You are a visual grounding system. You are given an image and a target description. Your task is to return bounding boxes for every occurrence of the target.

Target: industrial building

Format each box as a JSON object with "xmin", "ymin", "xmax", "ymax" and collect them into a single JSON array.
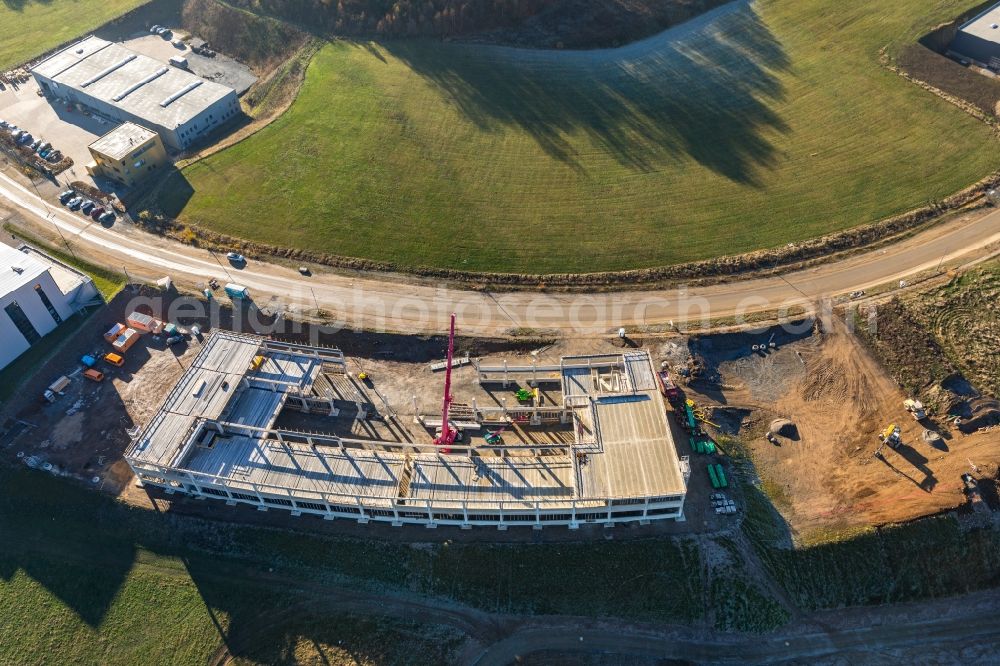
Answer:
[
  {"xmin": 30, "ymin": 36, "xmax": 240, "ymax": 151},
  {"xmin": 126, "ymin": 333, "xmax": 690, "ymax": 529},
  {"xmin": 87, "ymin": 122, "xmax": 168, "ymax": 187},
  {"xmin": 950, "ymin": 1, "xmax": 1000, "ymax": 66},
  {"xmin": 0, "ymin": 244, "xmax": 102, "ymax": 370}
]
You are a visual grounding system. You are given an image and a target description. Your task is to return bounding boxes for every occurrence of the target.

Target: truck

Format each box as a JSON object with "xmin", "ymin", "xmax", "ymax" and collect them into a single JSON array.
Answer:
[
  {"xmin": 658, "ymin": 368, "xmax": 681, "ymax": 402},
  {"xmin": 43, "ymin": 375, "xmax": 70, "ymax": 402},
  {"xmin": 903, "ymin": 399, "xmax": 926, "ymax": 421},
  {"xmin": 224, "ymin": 283, "xmax": 249, "ymax": 300}
]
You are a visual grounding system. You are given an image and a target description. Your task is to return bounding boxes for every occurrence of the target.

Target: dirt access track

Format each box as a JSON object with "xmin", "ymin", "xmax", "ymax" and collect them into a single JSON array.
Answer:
[
  {"xmin": 681, "ymin": 315, "xmax": 998, "ymax": 539},
  {"xmin": 2, "ymin": 167, "xmax": 1000, "ymax": 336}
]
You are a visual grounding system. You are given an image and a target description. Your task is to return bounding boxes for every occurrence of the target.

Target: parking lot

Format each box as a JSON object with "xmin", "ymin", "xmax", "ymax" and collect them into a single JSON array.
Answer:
[
  {"xmin": 0, "ymin": 77, "xmax": 109, "ymax": 189},
  {"xmin": 122, "ymin": 30, "xmax": 257, "ymax": 95}
]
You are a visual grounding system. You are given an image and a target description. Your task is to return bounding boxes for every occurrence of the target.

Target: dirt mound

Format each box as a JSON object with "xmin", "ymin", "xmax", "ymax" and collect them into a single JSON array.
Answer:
[
  {"xmin": 921, "ymin": 429, "xmax": 942, "ymax": 443},
  {"xmin": 769, "ymin": 419, "xmax": 798, "ymax": 440},
  {"xmin": 959, "ymin": 407, "xmax": 1000, "ymax": 434}
]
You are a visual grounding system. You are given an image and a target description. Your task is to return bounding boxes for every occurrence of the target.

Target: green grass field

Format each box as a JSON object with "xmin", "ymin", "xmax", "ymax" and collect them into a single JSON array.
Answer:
[
  {"xmin": 159, "ymin": 0, "xmax": 1000, "ymax": 274},
  {"xmin": 2, "ymin": 464, "xmax": 999, "ymax": 661},
  {"xmin": 0, "ymin": 0, "xmax": 150, "ymax": 70}
]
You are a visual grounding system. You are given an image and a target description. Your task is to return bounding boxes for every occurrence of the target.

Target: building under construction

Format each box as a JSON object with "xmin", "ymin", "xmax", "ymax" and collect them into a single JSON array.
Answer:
[{"xmin": 126, "ymin": 331, "xmax": 689, "ymax": 529}]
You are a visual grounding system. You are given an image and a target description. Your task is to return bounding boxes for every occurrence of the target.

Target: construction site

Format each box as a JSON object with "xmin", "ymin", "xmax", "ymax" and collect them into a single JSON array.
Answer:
[
  {"xmin": 124, "ymin": 318, "xmax": 691, "ymax": 529},
  {"xmin": 666, "ymin": 312, "xmax": 1000, "ymax": 541}
]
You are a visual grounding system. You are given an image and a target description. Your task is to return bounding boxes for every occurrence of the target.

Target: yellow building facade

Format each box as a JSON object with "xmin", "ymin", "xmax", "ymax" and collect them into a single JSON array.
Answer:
[{"xmin": 86, "ymin": 122, "xmax": 168, "ymax": 187}]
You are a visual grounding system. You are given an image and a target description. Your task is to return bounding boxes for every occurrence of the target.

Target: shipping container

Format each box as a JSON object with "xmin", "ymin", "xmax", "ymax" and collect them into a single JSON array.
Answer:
[
  {"xmin": 112, "ymin": 327, "xmax": 140, "ymax": 353},
  {"xmin": 127, "ymin": 311, "xmax": 163, "ymax": 334}
]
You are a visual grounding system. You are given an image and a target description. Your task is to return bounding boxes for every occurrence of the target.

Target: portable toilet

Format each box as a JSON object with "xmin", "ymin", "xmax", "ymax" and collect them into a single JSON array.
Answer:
[{"xmin": 224, "ymin": 283, "xmax": 249, "ymax": 299}]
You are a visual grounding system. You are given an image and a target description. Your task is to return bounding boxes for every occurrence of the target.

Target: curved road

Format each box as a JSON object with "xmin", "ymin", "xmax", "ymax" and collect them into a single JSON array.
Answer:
[{"xmin": 2, "ymin": 170, "xmax": 999, "ymax": 336}]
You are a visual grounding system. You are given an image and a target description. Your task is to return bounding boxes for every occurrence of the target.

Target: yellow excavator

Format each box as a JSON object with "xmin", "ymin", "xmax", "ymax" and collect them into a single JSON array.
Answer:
[{"xmin": 878, "ymin": 423, "xmax": 902, "ymax": 449}]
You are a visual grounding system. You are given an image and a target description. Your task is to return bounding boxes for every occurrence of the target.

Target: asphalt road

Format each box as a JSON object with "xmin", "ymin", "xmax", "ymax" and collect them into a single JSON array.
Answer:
[{"xmin": 2, "ymin": 169, "xmax": 999, "ymax": 336}]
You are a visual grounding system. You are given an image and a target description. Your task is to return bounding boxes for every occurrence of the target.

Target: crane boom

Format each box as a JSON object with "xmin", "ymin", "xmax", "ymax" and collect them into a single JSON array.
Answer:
[{"xmin": 435, "ymin": 313, "xmax": 457, "ymax": 448}]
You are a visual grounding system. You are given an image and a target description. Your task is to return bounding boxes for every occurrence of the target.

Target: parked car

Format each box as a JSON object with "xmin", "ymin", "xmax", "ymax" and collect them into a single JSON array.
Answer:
[
  {"xmin": 226, "ymin": 251, "xmax": 245, "ymax": 264},
  {"xmin": 37, "ymin": 141, "xmax": 51, "ymax": 153},
  {"xmin": 90, "ymin": 206, "xmax": 105, "ymax": 220},
  {"xmin": 104, "ymin": 352, "xmax": 124, "ymax": 367},
  {"xmin": 46, "ymin": 150, "xmax": 61, "ymax": 162},
  {"xmin": 58, "ymin": 190, "xmax": 75, "ymax": 203},
  {"xmin": 849, "ymin": 290, "xmax": 865, "ymax": 299},
  {"xmin": 150, "ymin": 24, "xmax": 161, "ymax": 33},
  {"xmin": 29, "ymin": 139, "xmax": 41, "ymax": 151},
  {"xmin": 166, "ymin": 334, "xmax": 185, "ymax": 346},
  {"xmin": 39, "ymin": 149, "xmax": 50, "ymax": 159},
  {"xmin": 83, "ymin": 368, "xmax": 104, "ymax": 382},
  {"xmin": 99, "ymin": 210, "xmax": 116, "ymax": 224},
  {"xmin": 298, "ymin": 266, "xmax": 311, "ymax": 276},
  {"xmin": 80, "ymin": 201, "xmax": 96, "ymax": 215},
  {"xmin": 67, "ymin": 197, "xmax": 82, "ymax": 210},
  {"xmin": 0, "ymin": 120, "xmax": 8, "ymax": 128},
  {"xmin": 17, "ymin": 132, "xmax": 32, "ymax": 145}
]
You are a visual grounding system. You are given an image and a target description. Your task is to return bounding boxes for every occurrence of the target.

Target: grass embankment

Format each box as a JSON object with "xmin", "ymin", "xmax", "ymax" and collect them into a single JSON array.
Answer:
[
  {"xmin": 161, "ymin": 0, "xmax": 1000, "ymax": 274},
  {"xmin": 0, "ymin": 0, "xmax": 150, "ymax": 70},
  {"xmin": 5, "ymin": 224, "xmax": 126, "ymax": 299},
  {"xmin": 0, "ymin": 467, "xmax": 465, "ymax": 665},
  {"xmin": 3, "ymin": 459, "xmax": 1000, "ymax": 661},
  {"xmin": 742, "ymin": 484, "xmax": 1000, "ymax": 610}
]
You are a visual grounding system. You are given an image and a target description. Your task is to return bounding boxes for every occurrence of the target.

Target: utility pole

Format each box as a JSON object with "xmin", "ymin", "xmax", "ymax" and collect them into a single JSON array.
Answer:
[
  {"xmin": 208, "ymin": 249, "xmax": 233, "ymax": 281},
  {"xmin": 28, "ymin": 175, "xmax": 78, "ymax": 260}
]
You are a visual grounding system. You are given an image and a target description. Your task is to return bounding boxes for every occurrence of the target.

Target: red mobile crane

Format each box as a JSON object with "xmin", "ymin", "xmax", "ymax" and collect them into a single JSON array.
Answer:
[{"xmin": 434, "ymin": 313, "xmax": 458, "ymax": 450}]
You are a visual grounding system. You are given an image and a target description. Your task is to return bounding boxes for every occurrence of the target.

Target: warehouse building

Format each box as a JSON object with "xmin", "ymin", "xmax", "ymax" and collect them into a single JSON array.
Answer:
[
  {"xmin": 127, "ymin": 334, "xmax": 690, "ymax": 529},
  {"xmin": 31, "ymin": 36, "xmax": 240, "ymax": 151},
  {"xmin": 950, "ymin": 1, "xmax": 1000, "ymax": 66},
  {"xmin": 0, "ymin": 245, "xmax": 102, "ymax": 370},
  {"xmin": 87, "ymin": 122, "xmax": 168, "ymax": 187}
]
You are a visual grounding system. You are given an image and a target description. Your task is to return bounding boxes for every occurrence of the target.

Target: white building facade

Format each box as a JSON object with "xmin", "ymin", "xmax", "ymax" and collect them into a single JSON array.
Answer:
[{"xmin": 0, "ymin": 245, "xmax": 101, "ymax": 370}]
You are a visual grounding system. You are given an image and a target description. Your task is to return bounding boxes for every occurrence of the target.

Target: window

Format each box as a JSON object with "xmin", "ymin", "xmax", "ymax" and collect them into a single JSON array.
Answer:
[
  {"xmin": 130, "ymin": 143, "xmax": 152, "ymax": 160},
  {"xmin": 263, "ymin": 497, "xmax": 293, "ymax": 506},
  {"xmin": 230, "ymin": 492, "xmax": 258, "ymax": 502},
  {"xmin": 5, "ymin": 301, "xmax": 40, "ymax": 344},
  {"xmin": 610, "ymin": 509, "xmax": 643, "ymax": 518},
  {"xmin": 296, "ymin": 501, "xmax": 326, "ymax": 512},
  {"xmin": 33, "ymin": 284, "xmax": 62, "ymax": 324},
  {"xmin": 200, "ymin": 487, "xmax": 227, "ymax": 497}
]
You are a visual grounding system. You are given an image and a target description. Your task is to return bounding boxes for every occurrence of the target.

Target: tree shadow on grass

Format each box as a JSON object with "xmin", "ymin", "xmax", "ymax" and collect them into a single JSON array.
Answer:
[{"xmin": 376, "ymin": 0, "xmax": 790, "ymax": 185}]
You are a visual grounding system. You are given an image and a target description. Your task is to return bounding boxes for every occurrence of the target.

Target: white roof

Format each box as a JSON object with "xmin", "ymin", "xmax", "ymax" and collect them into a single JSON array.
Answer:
[
  {"xmin": 90, "ymin": 122, "xmax": 158, "ymax": 160},
  {"xmin": 32, "ymin": 36, "xmax": 235, "ymax": 132},
  {"xmin": 0, "ymin": 245, "xmax": 48, "ymax": 296},
  {"xmin": 960, "ymin": 3, "xmax": 1000, "ymax": 42}
]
